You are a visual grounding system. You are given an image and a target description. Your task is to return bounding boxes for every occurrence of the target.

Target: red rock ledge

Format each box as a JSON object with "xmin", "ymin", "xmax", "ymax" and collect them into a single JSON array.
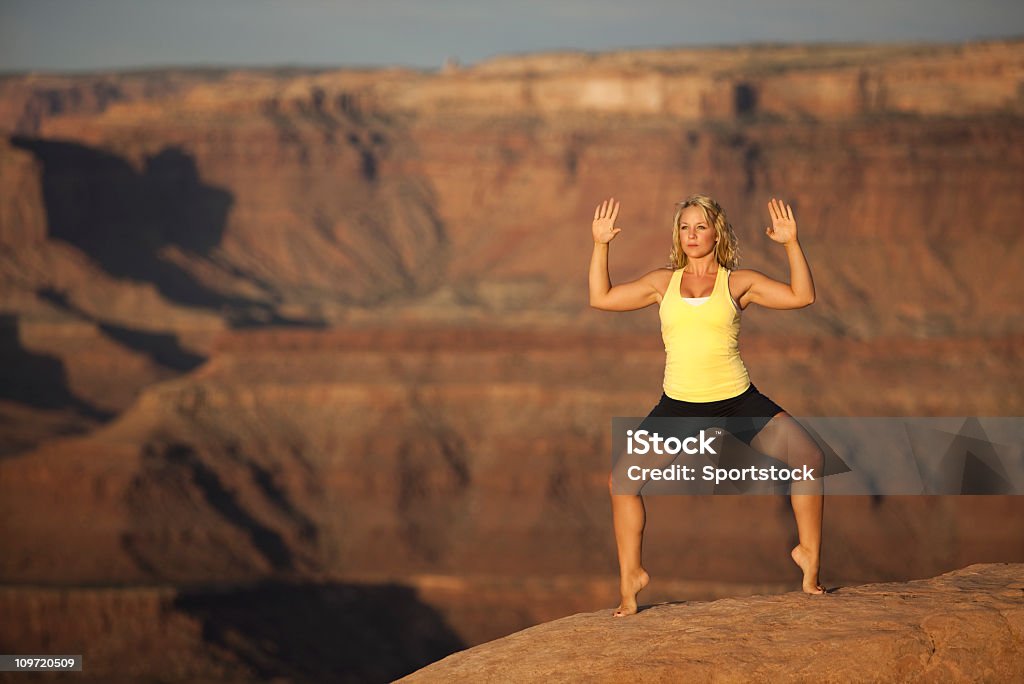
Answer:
[{"xmin": 399, "ymin": 563, "xmax": 1024, "ymax": 683}]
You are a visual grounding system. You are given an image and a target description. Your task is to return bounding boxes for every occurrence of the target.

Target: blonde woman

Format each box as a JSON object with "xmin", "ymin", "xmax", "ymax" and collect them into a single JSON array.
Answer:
[{"xmin": 589, "ymin": 195, "xmax": 825, "ymax": 617}]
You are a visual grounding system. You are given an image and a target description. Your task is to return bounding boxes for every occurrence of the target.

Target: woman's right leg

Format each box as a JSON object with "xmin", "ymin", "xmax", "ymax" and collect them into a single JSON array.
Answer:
[{"xmin": 608, "ymin": 473, "xmax": 650, "ymax": 616}]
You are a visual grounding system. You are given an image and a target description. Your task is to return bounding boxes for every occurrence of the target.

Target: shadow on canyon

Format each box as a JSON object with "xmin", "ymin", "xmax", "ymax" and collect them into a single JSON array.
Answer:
[
  {"xmin": 0, "ymin": 313, "xmax": 112, "ymax": 420},
  {"xmin": 173, "ymin": 580, "xmax": 465, "ymax": 683},
  {"xmin": 10, "ymin": 135, "xmax": 325, "ymax": 329},
  {"xmin": 36, "ymin": 287, "xmax": 206, "ymax": 372}
]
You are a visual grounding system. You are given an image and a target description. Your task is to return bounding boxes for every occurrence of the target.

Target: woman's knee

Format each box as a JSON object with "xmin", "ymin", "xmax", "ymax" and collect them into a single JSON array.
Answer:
[
  {"xmin": 609, "ymin": 469, "xmax": 644, "ymax": 496},
  {"xmin": 796, "ymin": 445, "xmax": 824, "ymax": 478}
]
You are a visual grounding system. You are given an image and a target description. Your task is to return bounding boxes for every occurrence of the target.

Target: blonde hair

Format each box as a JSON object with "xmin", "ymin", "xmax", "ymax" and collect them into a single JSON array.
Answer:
[{"xmin": 668, "ymin": 194, "xmax": 739, "ymax": 270}]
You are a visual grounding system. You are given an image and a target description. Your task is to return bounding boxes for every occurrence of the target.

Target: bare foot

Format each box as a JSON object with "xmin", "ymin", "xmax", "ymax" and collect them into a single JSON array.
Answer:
[
  {"xmin": 791, "ymin": 544, "xmax": 825, "ymax": 594},
  {"xmin": 613, "ymin": 568, "xmax": 650, "ymax": 617}
]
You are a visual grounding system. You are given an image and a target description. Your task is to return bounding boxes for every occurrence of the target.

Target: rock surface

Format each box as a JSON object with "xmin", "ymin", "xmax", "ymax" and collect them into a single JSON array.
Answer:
[{"xmin": 400, "ymin": 563, "xmax": 1024, "ymax": 683}]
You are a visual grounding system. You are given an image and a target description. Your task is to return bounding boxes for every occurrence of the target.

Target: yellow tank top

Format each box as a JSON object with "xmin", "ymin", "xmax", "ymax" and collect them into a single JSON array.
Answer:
[{"xmin": 659, "ymin": 266, "xmax": 751, "ymax": 402}]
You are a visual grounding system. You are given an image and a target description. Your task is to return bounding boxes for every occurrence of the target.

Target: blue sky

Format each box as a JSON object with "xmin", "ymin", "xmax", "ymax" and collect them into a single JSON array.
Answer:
[{"xmin": 2, "ymin": 0, "xmax": 1022, "ymax": 72}]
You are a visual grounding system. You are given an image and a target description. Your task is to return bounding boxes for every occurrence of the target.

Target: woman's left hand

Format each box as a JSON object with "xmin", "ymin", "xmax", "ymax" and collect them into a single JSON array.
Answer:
[{"xmin": 765, "ymin": 198, "xmax": 798, "ymax": 245}]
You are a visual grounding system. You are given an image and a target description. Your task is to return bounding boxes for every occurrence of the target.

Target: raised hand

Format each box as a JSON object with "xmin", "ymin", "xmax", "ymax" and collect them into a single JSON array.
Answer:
[
  {"xmin": 592, "ymin": 197, "xmax": 622, "ymax": 244},
  {"xmin": 765, "ymin": 198, "xmax": 798, "ymax": 245}
]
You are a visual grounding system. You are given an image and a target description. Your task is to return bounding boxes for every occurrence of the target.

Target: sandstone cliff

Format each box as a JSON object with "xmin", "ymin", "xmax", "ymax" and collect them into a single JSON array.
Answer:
[
  {"xmin": 1, "ymin": 42, "xmax": 1022, "ymax": 457},
  {"xmin": 2, "ymin": 41, "xmax": 1023, "ymax": 659},
  {"xmin": 3, "ymin": 41, "xmax": 1023, "ymax": 338},
  {"xmin": 2, "ymin": 326, "xmax": 1022, "ymax": 653}
]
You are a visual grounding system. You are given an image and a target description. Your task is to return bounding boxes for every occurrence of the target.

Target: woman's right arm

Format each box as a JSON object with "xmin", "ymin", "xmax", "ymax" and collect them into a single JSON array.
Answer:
[{"xmin": 589, "ymin": 198, "xmax": 665, "ymax": 311}]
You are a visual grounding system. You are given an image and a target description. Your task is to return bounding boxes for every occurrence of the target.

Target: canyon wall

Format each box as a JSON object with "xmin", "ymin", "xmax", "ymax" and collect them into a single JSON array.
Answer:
[{"xmin": 1, "ymin": 40, "xmax": 1023, "ymax": 662}]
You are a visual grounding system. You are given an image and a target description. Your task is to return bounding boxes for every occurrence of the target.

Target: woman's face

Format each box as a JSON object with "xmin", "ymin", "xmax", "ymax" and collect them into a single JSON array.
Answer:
[{"xmin": 677, "ymin": 205, "xmax": 717, "ymax": 259}]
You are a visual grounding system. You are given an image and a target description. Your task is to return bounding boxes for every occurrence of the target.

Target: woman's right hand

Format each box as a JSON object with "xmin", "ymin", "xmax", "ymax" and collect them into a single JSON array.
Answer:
[{"xmin": 592, "ymin": 197, "xmax": 622, "ymax": 244}]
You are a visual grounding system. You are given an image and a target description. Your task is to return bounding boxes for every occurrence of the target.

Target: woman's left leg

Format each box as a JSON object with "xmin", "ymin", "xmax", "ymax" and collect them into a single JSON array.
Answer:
[{"xmin": 749, "ymin": 411, "xmax": 826, "ymax": 594}]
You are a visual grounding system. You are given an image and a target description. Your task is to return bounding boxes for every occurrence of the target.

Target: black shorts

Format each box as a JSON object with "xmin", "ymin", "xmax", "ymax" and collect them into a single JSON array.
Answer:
[{"xmin": 640, "ymin": 383, "xmax": 785, "ymax": 446}]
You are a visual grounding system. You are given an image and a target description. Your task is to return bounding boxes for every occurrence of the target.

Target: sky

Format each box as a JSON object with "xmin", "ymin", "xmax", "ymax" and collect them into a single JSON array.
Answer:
[{"xmin": 2, "ymin": 0, "xmax": 1023, "ymax": 73}]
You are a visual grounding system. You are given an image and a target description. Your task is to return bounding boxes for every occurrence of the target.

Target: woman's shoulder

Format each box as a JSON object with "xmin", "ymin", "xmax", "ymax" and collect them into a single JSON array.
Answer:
[
  {"xmin": 641, "ymin": 267, "xmax": 675, "ymax": 303},
  {"xmin": 726, "ymin": 267, "xmax": 760, "ymax": 283},
  {"xmin": 645, "ymin": 266, "xmax": 675, "ymax": 285},
  {"xmin": 725, "ymin": 268, "xmax": 769, "ymax": 303}
]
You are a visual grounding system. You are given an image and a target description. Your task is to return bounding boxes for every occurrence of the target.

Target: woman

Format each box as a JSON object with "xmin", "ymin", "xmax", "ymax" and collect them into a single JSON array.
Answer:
[{"xmin": 589, "ymin": 194, "xmax": 826, "ymax": 617}]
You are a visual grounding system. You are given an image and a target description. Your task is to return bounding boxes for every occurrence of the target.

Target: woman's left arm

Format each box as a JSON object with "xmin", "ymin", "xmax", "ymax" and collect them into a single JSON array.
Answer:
[{"xmin": 737, "ymin": 198, "xmax": 815, "ymax": 310}]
